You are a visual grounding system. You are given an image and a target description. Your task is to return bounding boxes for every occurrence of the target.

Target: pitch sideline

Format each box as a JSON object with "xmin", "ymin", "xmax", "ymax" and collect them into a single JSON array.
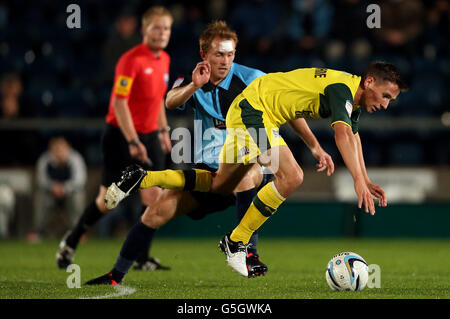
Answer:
[{"xmin": 81, "ymin": 285, "xmax": 136, "ymax": 299}]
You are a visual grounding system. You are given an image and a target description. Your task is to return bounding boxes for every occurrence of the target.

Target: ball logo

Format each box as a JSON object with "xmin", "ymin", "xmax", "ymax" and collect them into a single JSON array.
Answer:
[
  {"xmin": 120, "ymin": 79, "xmax": 128, "ymax": 86},
  {"xmin": 336, "ymin": 260, "xmax": 341, "ymax": 265}
]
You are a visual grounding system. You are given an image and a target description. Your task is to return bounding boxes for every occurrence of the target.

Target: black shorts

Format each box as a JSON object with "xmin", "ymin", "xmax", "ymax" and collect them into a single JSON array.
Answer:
[
  {"xmin": 100, "ymin": 124, "xmax": 165, "ymax": 187},
  {"xmin": 186, "ymin": 163, "xmax": 236, "ymax": 220}
]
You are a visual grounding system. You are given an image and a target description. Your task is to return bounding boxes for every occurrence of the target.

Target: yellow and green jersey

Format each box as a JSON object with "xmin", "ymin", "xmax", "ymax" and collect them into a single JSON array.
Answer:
[{"xmin": 241, "ymin": 67, "xmax": 362, "ymax": 133}]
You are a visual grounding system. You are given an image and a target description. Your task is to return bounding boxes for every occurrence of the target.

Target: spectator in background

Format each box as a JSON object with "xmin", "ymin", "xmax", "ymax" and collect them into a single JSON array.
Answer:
[
  {"xmin": 0, "ymin": 73, "xmax": 37, "ymax": 165},
  {"xmin": 229, "ymin": 0, "xmax": 282, "ymax": 71},
  {"xmin": 30, "ymin": 137, "xmax": 87, "ymax": 241},
  {"xmin": 168, "ymin": 3, "xmax": 206, "ymax": 75},
  {"xmin": 101, "ymin": 8, "xmax": 141, "ymax": 86},
  {"xmin": 206, "ymin": 0, "xmax": 228, "ymax": 21},
  {"xmin": 0, "ymin": 184, "xmax": 15, "ymax": 239},
  {"xmin": 0, "ymin": 73, "xmax": 23, "ymax": 119},
  {"xmin": 372, "ymin": 0, "xmax": 424, "ymax": 59},
  {"xmin": 284, "ymin": 0, "xmax": 333, "ymax": 57},
  {"xmin": 423, "ymin": 0, "xmax": 450, "ymax": 59},
  {"xmin": 327, "ymin": 0, "xmax": 372, "ymax": 68}
]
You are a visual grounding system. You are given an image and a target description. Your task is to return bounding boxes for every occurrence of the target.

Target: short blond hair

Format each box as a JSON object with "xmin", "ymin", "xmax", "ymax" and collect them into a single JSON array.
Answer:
[
  {"xmin": 141, "ymin": 6, "xmax": 173, "ymax": 28},
  {"xmin": 199, "ymin": 21, "xmax": 238, "ymax": 53}
]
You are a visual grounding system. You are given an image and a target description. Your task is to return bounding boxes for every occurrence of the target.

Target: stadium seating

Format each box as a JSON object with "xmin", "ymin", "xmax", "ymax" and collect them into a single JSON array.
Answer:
[{"xmin": 0, "ymin": 1, "xmax": 447, "ymax": 167}]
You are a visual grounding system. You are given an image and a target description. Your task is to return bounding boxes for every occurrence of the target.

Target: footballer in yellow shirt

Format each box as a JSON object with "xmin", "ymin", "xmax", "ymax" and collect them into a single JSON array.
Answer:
[
  {"xmin": 106, "ymin": 61, "xmax": 408, "ymax": 277},
  {"xmin": 220, "ymin": 67, "xmax": 364, "ymax": 165}
]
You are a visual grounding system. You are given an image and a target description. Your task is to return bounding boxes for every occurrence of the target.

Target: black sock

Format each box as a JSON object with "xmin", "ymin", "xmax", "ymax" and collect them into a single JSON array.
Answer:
[
  {"xmin": 236, "ymin": 188, "xmax": 259, "ymax": 255},
  {"xmin": 66, "ymin": 201, "xmax": 103, "ymax": 249},
  {"xmin": 135, "ymin": 205, "xmax": 153, "ymax": 263},
  {"xmin": 112, "ymin": 221, "xmax": 156, "ymax": 281}
]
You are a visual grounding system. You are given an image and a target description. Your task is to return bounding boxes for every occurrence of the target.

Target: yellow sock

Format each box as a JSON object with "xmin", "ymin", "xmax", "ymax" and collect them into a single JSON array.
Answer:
[
  {"xmin": 140, "ymin": 170, "xmax": 184, "ymax": 189},
  {"xmin": 139, "ymin": 169, "xmax": 212, "ymax": 192},
  {"xmin": 230, "ymin": 181, "xmax": 285, "ymax": 244}
]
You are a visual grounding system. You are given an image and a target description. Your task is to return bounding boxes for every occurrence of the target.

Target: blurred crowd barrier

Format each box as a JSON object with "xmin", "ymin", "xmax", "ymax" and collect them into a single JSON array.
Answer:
[{"xmin": 0, "ymin": 164, "xmax": 449, "ymax": 239}]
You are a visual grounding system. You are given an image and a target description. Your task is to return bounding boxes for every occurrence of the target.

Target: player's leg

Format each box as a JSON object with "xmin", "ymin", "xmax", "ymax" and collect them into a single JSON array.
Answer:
[
  {"xmin": 221, "ymin": 145, "xmax": 304, "ymax": 276},
  {"xmin": 133, "ymin": 129, "xmax": 173, "ymax": 269},
  {"xmin": 231, "ymin": 145, "xmax": 303, "ymax": 243},
  {"xmin": 32, "ymin": 188, "xmax": 54, "ymax": 240},
  {"xmin": 132, "ymin": 186, "xmax": 165, "ymax": 269},
  {"xmin": 85, "ymin": 189, "xmax": 199, "ymax": 285},
  {"xmin": 104, "ymin": 159, "xmax": 254, "ymax": 210},
  {"xmin": 64, "ymin": 190, "xmax": 86, "ymax": 231},
  {"xmin": 57, "ymin": 125, "xmax": 134, "ymax": 269},
  {"xmin": 56, "ymin": 185, "xmax": 108, "ymax": 269},
  {"xmin": 233, "ymin": 164, "xmax": 268, "ymax": 277}
]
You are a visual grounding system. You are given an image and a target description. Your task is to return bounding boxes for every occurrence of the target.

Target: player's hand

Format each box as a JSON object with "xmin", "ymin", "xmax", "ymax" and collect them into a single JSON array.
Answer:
[
  {"xmin": 158, "ymin": 130, "xmax": 172, "ymax": 154},
  {"xmin": 311, "ymin": 147, "xmax": 334, "ymax": 176},
  {"xmin": 129, "ymin": 141, "xmax": 149, "ymax": 165},
  {"xmin": 354, "ymin": 179, "xmax": 375, "ymax": 215},
  {"xmin": 192, "ymin": 61, "xmax": 211, "ymax": 88},
  {"xmin": 367, "ymin": 182, "xmax": 387, "ymax": 207}
]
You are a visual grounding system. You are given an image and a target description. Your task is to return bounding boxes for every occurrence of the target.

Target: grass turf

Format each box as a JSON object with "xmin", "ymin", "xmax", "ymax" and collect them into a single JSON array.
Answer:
[{"xmin": 1, "ymin": 238, "xmax": 450, "ymax": 299}]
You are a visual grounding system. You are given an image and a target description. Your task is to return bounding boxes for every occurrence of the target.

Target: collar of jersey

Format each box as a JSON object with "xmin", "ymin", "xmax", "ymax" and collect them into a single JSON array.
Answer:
[
  {"xmin": 140, "ymin": 43, "xmax": 160, "ymax": 59},
  {"xmin": 201, "ymin": 62, "xmax": 235, "ymax": 92}
]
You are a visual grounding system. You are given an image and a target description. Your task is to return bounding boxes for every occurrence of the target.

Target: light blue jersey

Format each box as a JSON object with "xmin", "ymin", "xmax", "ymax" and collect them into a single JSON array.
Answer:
[{"xmin": 175, "ymin": 62, "xmax": 265, "ymax": 169}]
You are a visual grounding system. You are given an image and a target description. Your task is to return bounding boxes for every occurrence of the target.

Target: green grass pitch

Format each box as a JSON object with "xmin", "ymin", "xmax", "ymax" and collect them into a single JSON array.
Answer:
[{"xmin": 1, "ymin": 238, "xmax": 450, "ymax": 299}]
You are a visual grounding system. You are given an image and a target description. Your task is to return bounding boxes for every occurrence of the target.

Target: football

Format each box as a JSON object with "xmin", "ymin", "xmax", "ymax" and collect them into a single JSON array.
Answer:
[{"xmin": 325, "ymin": 252, "xmax": 369, "ymax": 291}]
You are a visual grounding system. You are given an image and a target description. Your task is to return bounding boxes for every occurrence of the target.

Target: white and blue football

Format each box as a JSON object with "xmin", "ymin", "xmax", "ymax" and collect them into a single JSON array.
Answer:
[{"xmin": 325, "ymin": 252, "xmax": 369, "ymax": 291}]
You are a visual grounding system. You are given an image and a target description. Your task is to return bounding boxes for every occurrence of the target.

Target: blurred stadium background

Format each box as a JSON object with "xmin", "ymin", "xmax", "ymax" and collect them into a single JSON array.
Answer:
[{"xmin": 0, "ymin": 0, "xmax": 449, "ymax": 241}]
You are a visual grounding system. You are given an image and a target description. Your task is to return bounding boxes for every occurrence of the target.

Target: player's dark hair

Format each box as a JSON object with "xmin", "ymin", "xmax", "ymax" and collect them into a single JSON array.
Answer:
[
  {"xmin": 199, "ymin": 21, "xmax": 238, "ymax": 53},
  {"xmin": 362, "ymin": 61, "xmax": 408, "ymax": 91}
]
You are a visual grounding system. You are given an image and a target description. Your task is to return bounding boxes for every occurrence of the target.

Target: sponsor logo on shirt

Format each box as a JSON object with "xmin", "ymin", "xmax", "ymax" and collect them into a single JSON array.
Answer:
[{"xmin": 213, "ymin": 118, "xmax": 226, "ymax": 129}]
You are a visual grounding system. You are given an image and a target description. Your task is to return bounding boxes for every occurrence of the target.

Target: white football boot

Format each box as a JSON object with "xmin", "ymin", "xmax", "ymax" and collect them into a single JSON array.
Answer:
[
  {"xmin": 219, "ymin": 234, "xmax": 249, "ymax": 277},
  {"xmin": 105, "ymin": 164, "xmax": 147, "ymax": 210}
]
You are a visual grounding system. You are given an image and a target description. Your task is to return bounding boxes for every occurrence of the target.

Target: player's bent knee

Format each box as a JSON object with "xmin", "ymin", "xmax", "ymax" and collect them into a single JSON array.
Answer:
[
  {"xmin": 141, "ymin": 207, "xmax": 169, "ymax": 229},
  {"xmin": 141, "ymin": 207, "xmax": 162, "ymax": 229},
  {"xmin": 234, "ymin": 174, "xmax": 255, "ymax": 192},
  {"xmin": 140, "ymin": 187, "xmax": 163, "ymax": 207},
  {"xmin": 290, "ymin": 169, "xmax": 304, "ymax": 188},
  {"xmin": 274, "ymin": 168, "xmax": 303, "ymax": 195},
  {"xmin": 140, "ymin": 191, "xmax": 180, "ymax": 229}
]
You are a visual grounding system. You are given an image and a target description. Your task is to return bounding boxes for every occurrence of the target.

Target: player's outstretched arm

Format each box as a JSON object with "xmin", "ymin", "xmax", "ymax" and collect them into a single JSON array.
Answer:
[
  {"xmin": 333, "ymin": 122, "xmax": 375, "ymax": 215},
  {"xmin": 288, "ymin": 118, "xmax": 334, "ymax": 176},
  {"xmin": 354, "ymin": 133, "xmax": 387, "ymax": 207},
  {"xmin": 165, "ymin": 61, "xmax": 211, "ymax": 109}
]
